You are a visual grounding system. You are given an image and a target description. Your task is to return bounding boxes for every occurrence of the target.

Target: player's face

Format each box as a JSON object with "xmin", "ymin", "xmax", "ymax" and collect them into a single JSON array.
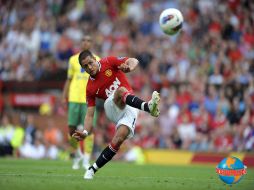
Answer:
[
  {"xmin": 81, "ymin": 36, "xmax": 92, "ymax": 50},
  {"xmin": 80, "ymin": 56, "xmax": 98, "ymax": 76}
]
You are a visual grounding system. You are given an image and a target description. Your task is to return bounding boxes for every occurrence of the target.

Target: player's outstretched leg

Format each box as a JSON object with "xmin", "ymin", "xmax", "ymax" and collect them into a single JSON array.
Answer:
[{"xmin": 119, "ymin": 87, "xmax": 160, "ymax": 117}]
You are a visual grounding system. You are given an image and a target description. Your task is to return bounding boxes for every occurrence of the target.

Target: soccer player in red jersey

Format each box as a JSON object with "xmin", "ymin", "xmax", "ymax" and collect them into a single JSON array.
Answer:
[{"xmin": 72, "ymin": 50, "xmax": 160, "ymax": 179}]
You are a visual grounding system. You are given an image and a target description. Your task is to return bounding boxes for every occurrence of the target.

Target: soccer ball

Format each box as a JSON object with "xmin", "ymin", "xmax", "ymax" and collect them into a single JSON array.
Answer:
[{"xmin": 159, "ymin": 8, "xmax": 184, "ymax": 35}]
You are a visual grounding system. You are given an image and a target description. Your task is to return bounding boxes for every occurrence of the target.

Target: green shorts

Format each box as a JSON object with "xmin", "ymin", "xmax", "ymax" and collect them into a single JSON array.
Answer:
[{"xmin": 68, "ymin": 102, "xmax": 97, "ymax": 128}]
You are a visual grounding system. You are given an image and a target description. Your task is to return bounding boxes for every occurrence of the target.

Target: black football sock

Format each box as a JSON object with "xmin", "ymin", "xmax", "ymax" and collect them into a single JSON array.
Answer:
[
  {"xmin": 91, "ymin": 144, "xmax": 118, "ymax": 173},
  {"xmin": 125, "ymin": 94, "xmax": 150, "ymax": 112}
]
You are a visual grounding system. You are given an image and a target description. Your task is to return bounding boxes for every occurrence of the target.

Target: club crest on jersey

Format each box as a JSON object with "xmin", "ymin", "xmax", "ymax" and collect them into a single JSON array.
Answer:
[{"xmin": 105, "ymin": 69, "xmax": 112, "ymax": 77}]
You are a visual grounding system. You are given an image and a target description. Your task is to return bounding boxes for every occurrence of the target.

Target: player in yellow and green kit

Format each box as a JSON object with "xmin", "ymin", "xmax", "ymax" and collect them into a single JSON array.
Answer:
[{"xmin": 62, "ymin": 35, "xmax": 100, "ymax": 170}]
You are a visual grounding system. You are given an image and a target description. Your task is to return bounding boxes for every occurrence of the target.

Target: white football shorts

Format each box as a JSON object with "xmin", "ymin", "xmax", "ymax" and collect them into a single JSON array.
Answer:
[{"xmin": 104, "ymin": 94, "xmax": 139, "ymax": 138}]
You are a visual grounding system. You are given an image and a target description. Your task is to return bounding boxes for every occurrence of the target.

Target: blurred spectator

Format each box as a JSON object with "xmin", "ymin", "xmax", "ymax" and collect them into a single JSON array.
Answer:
[
  {"xmin": 19, "ymin": 133, "xmax": 46, "ymax": 159},
  {"xmin": 0, "ymin": 114, "xmax": 15, "ymax": 156},
  {"xmin": 177, "ymin": 111, "xmax": 196, "ymax": 149},
  {"xmin": 244, "ymin": 116, "xmax": 254, "ymax": 151},
  {"xmin": 204, "ymin": 85, "xmax": 219, "ymax": 116},
  {"xmin": 227, "ymin": 97, "xmax": 244, "ymax": 125},
  {"xmin": 24, "ymin": 114, "xmax": 37, "ymax": 145},
  {"xmin": 43, "ymin": 119, "xmax": 63, "ymax": 146},
  {"xmin": 0, "ymin": 81, "xmax": 3, "ymax": 113}
]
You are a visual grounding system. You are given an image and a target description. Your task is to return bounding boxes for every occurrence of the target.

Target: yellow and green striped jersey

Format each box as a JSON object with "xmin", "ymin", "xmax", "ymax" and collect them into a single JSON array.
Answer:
[{"xmin": 67, "ymin": 53, "xmax": 100, "ymax": 103}]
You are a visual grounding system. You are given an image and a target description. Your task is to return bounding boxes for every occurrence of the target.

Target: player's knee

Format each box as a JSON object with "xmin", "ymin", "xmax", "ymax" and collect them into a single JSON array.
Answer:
[
  {"xmin": 115, "ymin": 87, "xmax": 127, "ymax": 97},
  {"xmin": 114, "ymin": 87, "xmax": 128, "ymax": 109}
]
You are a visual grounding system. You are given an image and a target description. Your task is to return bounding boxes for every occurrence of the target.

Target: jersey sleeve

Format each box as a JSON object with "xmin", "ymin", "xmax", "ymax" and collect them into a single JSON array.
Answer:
[
  {"xmin": 67, "ymin": 57, "xmax": 74, "ymax": 79},
  {"xmin": 105, "ymin": 56, "xmax": 129, "ymax": 69}
]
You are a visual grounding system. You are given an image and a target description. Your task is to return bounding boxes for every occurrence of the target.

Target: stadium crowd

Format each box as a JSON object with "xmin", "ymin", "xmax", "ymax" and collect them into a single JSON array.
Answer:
[{"xmin": 1, "ymin": 0, "xmax": 254, "ymax": 159}]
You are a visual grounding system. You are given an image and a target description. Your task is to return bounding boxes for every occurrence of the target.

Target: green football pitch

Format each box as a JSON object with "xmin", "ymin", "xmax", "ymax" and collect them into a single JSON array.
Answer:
[{"xmin": 0, "ymin": 158, "xmax": 253, "ymax": 190}]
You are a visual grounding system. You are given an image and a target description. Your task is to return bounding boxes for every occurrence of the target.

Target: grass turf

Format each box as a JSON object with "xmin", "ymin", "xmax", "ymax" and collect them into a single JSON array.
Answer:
[{"xmin": 0, "ymin": 158, "xmax": 253, "ymax": 190}]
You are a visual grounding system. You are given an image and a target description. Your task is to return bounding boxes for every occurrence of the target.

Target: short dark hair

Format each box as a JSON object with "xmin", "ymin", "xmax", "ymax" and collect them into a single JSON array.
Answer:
[{"xmin": 78, "ymin": 50, "xmax": 93, "ymax": 66}]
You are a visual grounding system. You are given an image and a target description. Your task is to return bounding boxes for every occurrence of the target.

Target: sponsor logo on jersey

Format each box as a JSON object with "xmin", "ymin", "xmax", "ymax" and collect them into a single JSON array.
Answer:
[
  {"xmin": 105, "ymin": 77, "xmax": 121, "ymax": 97},
  {"xmin": 105, "ymin": 69, "xmax": 112, "ymax": 77}
]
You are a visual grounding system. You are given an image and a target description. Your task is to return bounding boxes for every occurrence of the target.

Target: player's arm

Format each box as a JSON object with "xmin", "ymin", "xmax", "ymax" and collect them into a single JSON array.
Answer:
[
  {"xmin": 72, "ymin": 106, "xmax": 95, "ymax": 141},
  {"xmin": 117, "ymin": 58, "xmax": 139, "ymax": 73},
  {"xmin": 62, "ymin": 79, "xmax": 71, "ymax": 103},
  {"xmin": 83, "ymin": 106, "xmax": 95, "ymax": 135}
]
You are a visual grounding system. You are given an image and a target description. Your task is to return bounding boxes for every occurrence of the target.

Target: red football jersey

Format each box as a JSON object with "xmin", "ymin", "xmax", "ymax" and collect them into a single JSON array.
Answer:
[{"xmin": 86, "ymin": 56, "xmax": 133, "ymax": 107}]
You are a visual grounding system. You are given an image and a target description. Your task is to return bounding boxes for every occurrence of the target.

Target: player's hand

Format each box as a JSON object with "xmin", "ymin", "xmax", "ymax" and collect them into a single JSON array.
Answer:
[
  {"xmin": 72, "ymin": 130, "xmax": 86, "ymax": 141},
  {"xmin": 118, "ymin": 63, "xmax": 131, "ymax": 73}
]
